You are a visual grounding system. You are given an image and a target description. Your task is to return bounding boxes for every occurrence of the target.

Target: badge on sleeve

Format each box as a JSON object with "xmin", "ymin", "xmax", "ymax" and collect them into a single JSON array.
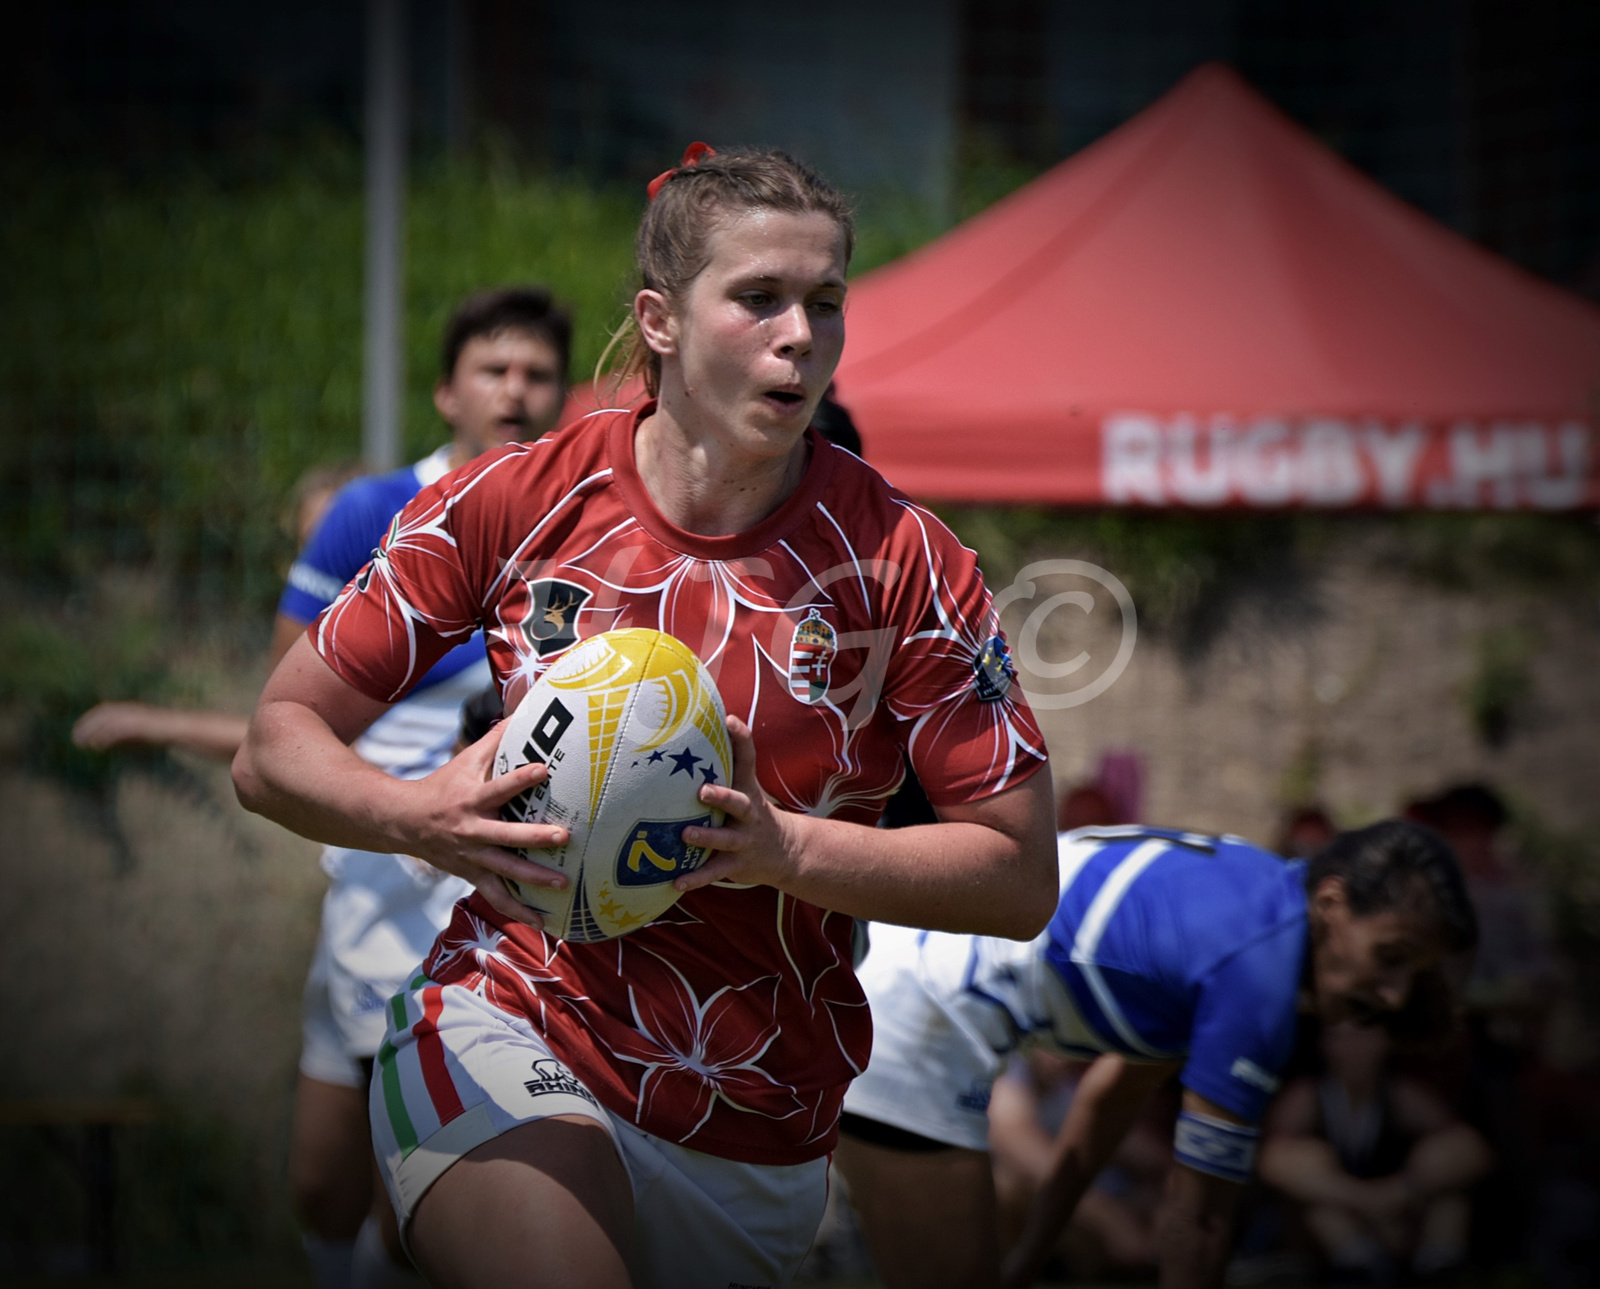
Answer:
[{"xmin": 972, "ymin": 634, "xmax": 1016, "ymax": 702}]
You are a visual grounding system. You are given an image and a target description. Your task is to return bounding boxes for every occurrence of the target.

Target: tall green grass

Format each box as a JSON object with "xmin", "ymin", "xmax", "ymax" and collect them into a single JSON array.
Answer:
[
  {"xmin": 0, "ymin": 149, "xmax": 951, "ymax": 619},
  {"xmin": 0, "ymin": 151, "xmax": 642, "ymax": 612}
]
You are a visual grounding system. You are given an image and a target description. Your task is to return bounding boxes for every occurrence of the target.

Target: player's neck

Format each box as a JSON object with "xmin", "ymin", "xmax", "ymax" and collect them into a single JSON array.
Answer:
[{"xmin": 633, "ymin": 399, "xmax": 808, "ymax": 538}]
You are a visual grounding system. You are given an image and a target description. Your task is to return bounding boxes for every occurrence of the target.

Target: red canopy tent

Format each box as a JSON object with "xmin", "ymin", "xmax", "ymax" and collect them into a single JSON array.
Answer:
[{"xmin": 832, "ymin": 64, "xmax": 1600, "ymax": 510}]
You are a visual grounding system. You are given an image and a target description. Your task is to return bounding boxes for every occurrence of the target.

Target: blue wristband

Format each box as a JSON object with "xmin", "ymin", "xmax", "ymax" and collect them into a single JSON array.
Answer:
[{"xmin": 1173, "ymin": 1110, "xmax": 1259, "ymax": 1184}]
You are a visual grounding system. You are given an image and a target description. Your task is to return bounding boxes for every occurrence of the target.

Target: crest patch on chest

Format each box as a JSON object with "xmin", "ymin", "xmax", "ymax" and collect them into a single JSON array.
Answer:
[{"xmin": 788, "ymin": 609, "xmax": 837, "ymax": 705}]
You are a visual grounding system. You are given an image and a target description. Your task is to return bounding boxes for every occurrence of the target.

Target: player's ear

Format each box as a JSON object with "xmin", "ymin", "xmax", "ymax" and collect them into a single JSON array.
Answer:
[
  {"xmin": 1308, "ymin": 875, "xmax": 1349, "ymax": 930},
  {"xmin": 433, "ymin": 376, "xmax": 458, "ymax": 424},
  {"xmin": 635, "ymin": 289, "xmax": 678, "ymax": 359}
]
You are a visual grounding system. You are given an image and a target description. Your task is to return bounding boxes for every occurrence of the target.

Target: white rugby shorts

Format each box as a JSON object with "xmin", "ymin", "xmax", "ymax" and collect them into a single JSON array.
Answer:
[
  {"xmin": 298, "ymin": 923, "xmax": 364, "ymax": 1088},
  {"xmin": 843, "ymin": 919, "xmax": 1121, "ymax": 1153},
  {"xmin": 370, "ymin": 977, "xmax": 829, "ymax": 1289},
  {"xmin": 841, "ymin": 928, "xmax": 1002, "ymax": 1152},
  {"xmin": 298, "ymin": 848, "xmax": 471, "ymax": 1082}
]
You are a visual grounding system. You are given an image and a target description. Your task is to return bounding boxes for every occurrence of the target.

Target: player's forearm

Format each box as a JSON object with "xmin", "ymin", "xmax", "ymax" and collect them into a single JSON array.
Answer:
[
  {"xmin": 1002, "ymin": 1054, "xmax": 1170, "ymax": 1289},
  {"xmin": 72, "ymin": 701, "xmax": 249, "ymax": 761},
  {"xmin": 1158, "ymin": 1169, "xmax": 1239, "ymax": 1289},
  {"xmin": 1158, "ymin": 1203, "xmax": 1235, "ymax": 1289},
  {"xmin": 1001, "ymin": 1149, "xmax": 1097, "ymax": 1289},
  {"xmin": 232, "ymin": 700, "xmax": 414, "ymax": 853},
  {"xmin": 783, "ymin": 813, "xmax": 1056, "ymax": 938},
  {"xmin": 151, "ymin": 710, "xmax": 251, "ymax": 760}
]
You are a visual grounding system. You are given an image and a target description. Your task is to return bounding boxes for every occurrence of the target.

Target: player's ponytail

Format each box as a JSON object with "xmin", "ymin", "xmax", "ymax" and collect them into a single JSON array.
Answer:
[{"xmin": 601, "ymin": 146, "xmax": 855, "ymax": 399}]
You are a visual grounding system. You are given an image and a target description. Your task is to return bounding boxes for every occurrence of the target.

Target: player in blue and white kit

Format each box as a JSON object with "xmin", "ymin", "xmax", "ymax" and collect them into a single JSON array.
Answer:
[
  {"xmin": 76, "ymin": 287, "xmax": 572, "ymax": 1289},
  {"xmin": 836, "ymin": 821, "xmax": 1477, "ymax": 1289},
  {"xmin": 281, "ymin": 288, "xmax": 571, "ymax": 1288}
]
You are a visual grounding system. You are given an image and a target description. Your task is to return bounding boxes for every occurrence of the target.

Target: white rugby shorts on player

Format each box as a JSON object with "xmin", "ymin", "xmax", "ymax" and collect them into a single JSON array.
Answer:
[
  {"xmin": 298, "ymin": 848, "xmax": 471, "ymax": 1086},
  {"xmin": 371, "ymin": 977, "xmax": 829, "ymax": 1289},
  {"xmin": 842, "ymin": 921, "xmax": 1107, "ymax": 1152}
]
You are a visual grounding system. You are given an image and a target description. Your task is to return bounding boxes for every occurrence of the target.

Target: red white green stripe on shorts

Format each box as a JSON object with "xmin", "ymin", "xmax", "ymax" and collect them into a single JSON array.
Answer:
[{"xmin": 378, "ymin": 974, "xmax": 466, "ymax": 1159}]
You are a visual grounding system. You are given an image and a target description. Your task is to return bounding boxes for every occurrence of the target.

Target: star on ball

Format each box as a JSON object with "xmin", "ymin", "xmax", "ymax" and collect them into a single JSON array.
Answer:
[
  {"xmin": 668, "ymin": 747, "xmax": 702, "ymax": 777},
  {"xmin": 699, "ymin": 764, "xmax": 718, "ymax": 785}
]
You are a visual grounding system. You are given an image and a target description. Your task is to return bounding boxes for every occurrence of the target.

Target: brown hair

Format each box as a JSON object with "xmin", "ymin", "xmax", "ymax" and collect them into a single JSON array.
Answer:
[
  {"xmin": 441, "ymin": 286, "xmax": 573, "ymax": 383},
  {"xmin": 604, "ymin": 148, "xmax": 855, "ymax": 397}
]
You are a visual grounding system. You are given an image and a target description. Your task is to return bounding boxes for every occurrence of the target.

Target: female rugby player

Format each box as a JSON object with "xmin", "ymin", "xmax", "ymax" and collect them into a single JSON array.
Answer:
[{"xmin": 233, "ymin": 147, "xmax": 1058, "ymax": 1289}]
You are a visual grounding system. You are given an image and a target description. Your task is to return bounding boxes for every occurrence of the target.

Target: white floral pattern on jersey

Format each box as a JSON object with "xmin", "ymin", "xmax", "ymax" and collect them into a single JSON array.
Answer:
[
  {"xmin": 426, "ymin": 903, "xmax": 589, "ymax": 1029},
  {"xmin": 775, "ymin": 894, "xmax": 873, "ymax": 1143},
  {"xmin": 601, "ymin": 943, "xmax": 804, "ymax": 1141}
]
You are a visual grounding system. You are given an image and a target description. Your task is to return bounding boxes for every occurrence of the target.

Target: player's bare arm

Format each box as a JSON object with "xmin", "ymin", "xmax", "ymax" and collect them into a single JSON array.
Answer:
[
  {"xmin": 72, "ymin": 702, "xmax": 250, "ymax": 760},
  {"xmin": 680, "ymin": 715, "xmax": 1057, "ymax": 939},
  {"xmin": 233, "ymin": 634, "xmax": 567, "ymax": 926},
  {"xmin": 72, "ymin": 611, "xmax": 309, "ymax": 761},
  {"xmin": 1159, "ymin": 1091, "xmax": 1249, "ymax": 1289},
  {"xmin": 1000, "ymin": 1053, "xmax": 1178, "ymax": 1289}
]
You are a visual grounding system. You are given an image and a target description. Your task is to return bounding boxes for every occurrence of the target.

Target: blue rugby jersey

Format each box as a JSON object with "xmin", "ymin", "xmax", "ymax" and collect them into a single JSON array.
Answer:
[
  {"xmin": 279, "ymin": 445, "xmax": 490, "ymax": 782},
  {"xmin": 1040, "ymin": 827, "xmax": 1308, "ymax": 1121},
  {"xmin": 845, "ymin": 828, "xmax": 1307, "ymax": 1148}
]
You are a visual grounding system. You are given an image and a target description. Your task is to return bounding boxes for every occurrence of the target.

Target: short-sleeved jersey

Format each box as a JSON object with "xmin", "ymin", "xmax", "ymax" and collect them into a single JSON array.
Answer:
[
  {"xmin": 310, "ymin": 406, "xmax": 1048, "ymax": 1165},
  {"xmin": 855, "ymin": 828, "xmax": 1307, "ymax": 1127},
  {"xmin": 1042, "ymin": 828, "xmax": 1308, "ymax": 1121},
  {"xmin": 281, "ymin": 446, "xmax": 490, "ymax": 781}
]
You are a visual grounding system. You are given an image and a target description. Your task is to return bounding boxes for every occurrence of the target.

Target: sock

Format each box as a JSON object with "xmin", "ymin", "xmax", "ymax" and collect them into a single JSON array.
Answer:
[
  {"xmin": 302, "ymin": 1233, "xmax": 355, "ymax": 1289},
  {"xmin": 352, "ymin": 1214, "xmax": 426, "ymax": 1289}
]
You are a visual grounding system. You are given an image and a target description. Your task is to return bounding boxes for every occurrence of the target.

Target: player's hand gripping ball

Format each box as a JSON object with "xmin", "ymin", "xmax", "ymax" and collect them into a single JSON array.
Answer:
[{"xmin": 494, "ymin": 628, "xmax": 732, "ymax": 941}]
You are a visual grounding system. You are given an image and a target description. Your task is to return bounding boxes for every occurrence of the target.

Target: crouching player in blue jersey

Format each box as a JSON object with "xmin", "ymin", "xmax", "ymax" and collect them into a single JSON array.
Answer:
[{"xmin": 835, "ymin": 821, "xmax": 1478, "ymax": 1289}]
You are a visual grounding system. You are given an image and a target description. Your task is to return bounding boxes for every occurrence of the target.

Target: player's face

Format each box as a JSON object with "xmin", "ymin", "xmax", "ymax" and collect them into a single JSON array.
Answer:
[
  {"xmin": 435, "ymin": 329, "xmax": 567, "ymax": 460},
  {"xmin": 1309, "ymin": 878, "xmax": 1443, "ymax": 1027},
  {"xmin": 657, "ymin": 208, "xmax": 847, "ymax": 461}
]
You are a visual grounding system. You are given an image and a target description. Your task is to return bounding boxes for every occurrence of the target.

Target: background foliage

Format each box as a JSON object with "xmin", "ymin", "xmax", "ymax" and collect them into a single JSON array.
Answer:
[
  {"xmin": 0, "ymin": 146, "xmax": 957, "ymax": 612},
  {"xmin": 0, "ymin": 146, "xmax": 640, "ymax": 612}
]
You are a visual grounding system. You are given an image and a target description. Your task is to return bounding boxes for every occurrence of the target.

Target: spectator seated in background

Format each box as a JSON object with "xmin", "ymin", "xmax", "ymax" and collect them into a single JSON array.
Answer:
[
  {"xmin": 1406, "ymin": 784, "xmax": 1557, "ymax": 1043},
  {"xmin": 1259, "ymin": 1021, "xmax": 1492, "ymax": 1285},
  {"xmin": 1277, "ymin": 805, "xmax": 1338, "ymax": 861},
  {"xmin": 1404, "ymin": 783, "xmax": 1561, "ymax": 1271},
  {"xmin": 1056, "ymin": 783, "xmax": 1119, "ymax": 831},
  {"xmin": 989, "ymin": 1049, "xmax": 1170, "ymax": 1281}
]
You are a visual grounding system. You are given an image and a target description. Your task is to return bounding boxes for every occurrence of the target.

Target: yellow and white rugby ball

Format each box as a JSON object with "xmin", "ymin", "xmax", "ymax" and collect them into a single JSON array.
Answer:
[{"xmin": 495, "ymin": 628, "xmax": 732, "ymax": 942}]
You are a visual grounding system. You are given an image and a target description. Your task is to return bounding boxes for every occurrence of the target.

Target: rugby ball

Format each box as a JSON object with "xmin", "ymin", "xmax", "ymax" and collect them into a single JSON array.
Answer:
[{"xmin": 494, "ymin": 628, "xmax": 732, "ymax": 942}]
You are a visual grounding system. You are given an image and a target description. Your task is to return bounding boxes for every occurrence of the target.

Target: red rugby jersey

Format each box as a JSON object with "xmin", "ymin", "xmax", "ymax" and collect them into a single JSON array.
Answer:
[{"xmin": 313, "ymin": 406, "xmax": 1047, "ymax": 1164}]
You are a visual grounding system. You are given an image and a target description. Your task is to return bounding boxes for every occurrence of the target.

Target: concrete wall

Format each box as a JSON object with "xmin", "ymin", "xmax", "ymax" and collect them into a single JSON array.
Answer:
[{"xmin": 1016, "ymin": 538, "xmax": 1600, "ymax": 842}]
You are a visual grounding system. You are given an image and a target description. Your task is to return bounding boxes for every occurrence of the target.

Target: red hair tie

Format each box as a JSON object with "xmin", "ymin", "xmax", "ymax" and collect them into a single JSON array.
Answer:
[{"xmin": 647, "ymin": 142, "xmax": 717, "ymax": 202}]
